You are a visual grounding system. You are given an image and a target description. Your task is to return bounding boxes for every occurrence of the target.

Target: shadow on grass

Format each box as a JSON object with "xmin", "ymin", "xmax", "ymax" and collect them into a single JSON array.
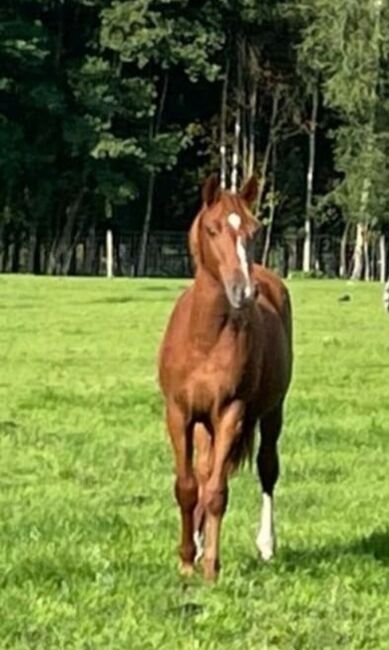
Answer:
[
  {"xmin": 239, "ymin": 529, "xmax": 389, "ymax": 581},
  {"xmin": 280, "ymin": 529, "xmax": 389, "ymax": 571},
  {"xmin": 142, "ymin": 285, "xmax": 176, "ymax": 293},
  {"xmin": 88, "ymin": 294, "xmax": 175, "ymax": 305},
  {"xmin": 349, "ymin": 530, "xmax": 389, "ymax": 564},
  {"xmin": 87, "ymin": 296, "xmax": 136, "ymax": 305}
]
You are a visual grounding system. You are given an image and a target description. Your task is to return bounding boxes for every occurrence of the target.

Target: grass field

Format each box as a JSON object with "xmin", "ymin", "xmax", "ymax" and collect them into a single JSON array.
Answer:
[{"xmin": 0, "ymin": 275, "xmax": 388, "ymax": 650}]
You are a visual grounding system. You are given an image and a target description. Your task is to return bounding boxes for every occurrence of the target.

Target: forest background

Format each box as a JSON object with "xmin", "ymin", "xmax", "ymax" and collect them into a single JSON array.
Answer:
[{"xmin": 1, "ymin": 0, "xmax": 389, "ymax": 279}]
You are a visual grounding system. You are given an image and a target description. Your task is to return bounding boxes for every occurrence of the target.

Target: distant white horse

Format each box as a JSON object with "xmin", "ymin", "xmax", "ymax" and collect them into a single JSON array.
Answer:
[{"xmin": 384, "ymin": 281, "xmax": 389, "ymax": 312}]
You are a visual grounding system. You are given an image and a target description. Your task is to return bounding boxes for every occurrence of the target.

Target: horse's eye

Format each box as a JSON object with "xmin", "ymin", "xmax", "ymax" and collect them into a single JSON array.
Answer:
[{"xmin": 206, "ymin": 225, "xmax": 218, "ymax": 237}]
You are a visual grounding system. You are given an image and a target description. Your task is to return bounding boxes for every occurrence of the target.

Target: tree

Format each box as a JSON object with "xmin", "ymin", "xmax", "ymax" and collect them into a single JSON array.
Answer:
[
  {"xmin": 99, "ymin": 0, "xmax": 223, "ymax": 274},
  {"xmin": 295, "ymin": 0, "xmax": 389, "ymax": 279}
]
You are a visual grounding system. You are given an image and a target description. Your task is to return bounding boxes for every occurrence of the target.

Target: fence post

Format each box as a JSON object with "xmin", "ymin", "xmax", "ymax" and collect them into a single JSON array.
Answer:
[{"xmin": 106, "ymin": 229, "xmax": 113, "ymax": 279}]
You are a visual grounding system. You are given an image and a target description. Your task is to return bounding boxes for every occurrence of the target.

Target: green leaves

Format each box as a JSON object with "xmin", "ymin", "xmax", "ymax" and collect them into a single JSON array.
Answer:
[
  {"xmin": 2, "ymin": 0, "xmax": 388, "ymax": 269},
  {"xmin": 291, "ymin": 0, "xmax": 389, "ymax": 228},
  {"xmin": 91, "ymin": 135, "xmax": 146, "ymax": 160}
]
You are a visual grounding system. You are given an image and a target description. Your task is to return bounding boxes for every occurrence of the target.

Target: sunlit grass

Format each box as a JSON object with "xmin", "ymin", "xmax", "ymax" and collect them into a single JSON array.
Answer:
[{"xmin": 0, "ymin": 275, "xmax": 388, "ymax": 649}]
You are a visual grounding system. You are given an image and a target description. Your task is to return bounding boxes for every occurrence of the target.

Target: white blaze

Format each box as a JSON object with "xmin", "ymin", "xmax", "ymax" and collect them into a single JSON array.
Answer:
[
  {"xmin": 227, "ymin": 212, "xmax": 252, "ymax": 299},
  {"xmin": 237, "ymin": 236, "xmax": 251, "ymax": 298}
]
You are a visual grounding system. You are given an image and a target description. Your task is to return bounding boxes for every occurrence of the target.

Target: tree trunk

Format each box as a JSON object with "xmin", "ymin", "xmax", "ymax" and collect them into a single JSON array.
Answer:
[
  {"xmin": 106, "ymin": 228, "xmax": 113, "ymax": 279},
  {"xmin": 231, "ymin": 107, "xmax": 241, "ymax": 194},
  {"xmin": 220, "ymin": 57, "xmax": 230, "ymax": 190},
  {"xmin": 137, "ymin": 72, "xmax": 169, "ymax": 276},
  {"xmin": 379, "ymin": 234, "xmax": 386, "ymax": 283},
  {"xmin": 242, "ymin": 121, "xmax": 248, "ymax": 181},
  {"xmin": 351, "ymin": 222, "xmax": 366, "ymax": 281},
  {"xmin": 231, "ymin": 43, "xmax": 243, "ymax": 193},
  {"xmin": 0, "ymin": 221, "xmax": 4, "ymax": 272},
  {"xmin": 351, "ymin": 144, "xmax": 372, "ymax": 280},
  {"xmin": 27, "ymin": 226, "xmax": 40, "ymax": 274},
  {"xmin": 247, "ymin": 85, "xmax": 257, "ymax": 178},
  {"xmin": 241, "ymin": 49, "xmax": 248, "ymax": 180},
  {"xmin": 289, "ymin": 236, "xmax": 298, "ymax": 273},
  {"xmin": 47, "ymin": 187, "xmax": 86, "ymax": 274},
  {"xmin": 11, "ymin": 240, "xmax": 20, "ymax": 273},
  {"xmin": 247, "ymin": 41, "xmax": 258, "ymax": 179},
  {"xmin": 262, "ymin": 144, "xmax": 277, "ymax": 266},
  {"xmin": 42, "ymin": 242, "xmax": 50, "ymax": 274},
  {"xmin": 339, "ymin": 221, "xmax": 350, "ymax": 278},
  {"xmin": 363, "ymin": 237, "xmax": 370, "ymax": 281},
  {"xmin": 255, "ymin": 86, "xmax": 280, "ymax": 216},
  {"xmin": 303, "ymin": 84, "xmax": 319, "ymax": 273},
  {"xmin": 137, "ymin": 172, "xmax": 156, "ymax": 276},
  {"xmin": 84, "ymin": 223, "xmax": 98, "ymax": 275},
  {"xmin": 55, "ymin": 1, "xmax": 65, "ymax": 68},
  {"xmin": 47, "ymin": 198, "xmax": 66, "ymax": 273},
  {"xmin": 22, "ymin": 187, "xmax": 40, "ymax": 274}
]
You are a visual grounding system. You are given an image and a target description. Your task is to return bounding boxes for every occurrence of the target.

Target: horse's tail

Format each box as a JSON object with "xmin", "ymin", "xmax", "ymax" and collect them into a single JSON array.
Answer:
[{"xmin": 229, "ymin": 422, "xmax": 256, "ymax": 474}]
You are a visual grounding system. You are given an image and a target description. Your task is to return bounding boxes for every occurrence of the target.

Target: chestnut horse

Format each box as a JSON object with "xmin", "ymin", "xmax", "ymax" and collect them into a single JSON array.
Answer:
[{"xmin": 158, "ymin": 175, "xmax": 293, "ymax": 580}]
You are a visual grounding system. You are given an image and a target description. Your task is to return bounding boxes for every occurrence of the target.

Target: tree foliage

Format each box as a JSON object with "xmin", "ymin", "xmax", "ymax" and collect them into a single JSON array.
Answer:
[{"xmin": 0, "ymin": 0, "xmax": 388, "ymax": 275}]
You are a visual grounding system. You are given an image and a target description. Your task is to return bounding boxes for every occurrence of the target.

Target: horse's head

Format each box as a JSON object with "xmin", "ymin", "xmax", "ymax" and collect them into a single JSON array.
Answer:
[{"xmin": 189, "ymin": 174, "xmax": 260, "ymax": 309}]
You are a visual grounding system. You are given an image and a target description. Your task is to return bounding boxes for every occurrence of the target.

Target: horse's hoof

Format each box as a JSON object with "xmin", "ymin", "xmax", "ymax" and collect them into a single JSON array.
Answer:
[
  {"xmin": 179, "ymin": 562, "xmax": 194, "ymax": 577},
  {"xmin": 202, "ymin": 558, "xmax": 220, "ymax": 582},
  {"xmin": 256, "ymin": 535, "xmax": 275, "ymax": 561}
]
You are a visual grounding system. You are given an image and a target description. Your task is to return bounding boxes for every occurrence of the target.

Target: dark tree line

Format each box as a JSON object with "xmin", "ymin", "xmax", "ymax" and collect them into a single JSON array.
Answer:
[{"xmin": 1, "ymin": 0, "xmax": 389, "ymax": 279}]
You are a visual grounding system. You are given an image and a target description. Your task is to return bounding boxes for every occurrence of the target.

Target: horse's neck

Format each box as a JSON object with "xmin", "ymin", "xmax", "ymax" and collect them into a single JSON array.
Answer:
[{"xmin": 190, "ymin": 270, "xmax": 230, "ymax": 346}]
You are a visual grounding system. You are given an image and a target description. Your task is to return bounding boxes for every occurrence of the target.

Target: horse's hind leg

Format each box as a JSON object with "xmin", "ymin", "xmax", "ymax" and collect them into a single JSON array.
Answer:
[
  {"xmin": 166, "ymin": 403, "xmax": 198, "ymax": 576},
  {"xmin": 193, "ymin": 423, "xmax": 213, "ymax": 562},
  {"xmin": 256, "ymin": 404, "xmax": 283, "ymax": 561}
]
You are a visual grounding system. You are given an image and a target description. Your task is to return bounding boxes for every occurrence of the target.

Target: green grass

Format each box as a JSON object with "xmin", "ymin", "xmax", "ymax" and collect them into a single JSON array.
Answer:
[{"xmin": 0, "ymin": 275, "xmax": 388, "ymax": 650}]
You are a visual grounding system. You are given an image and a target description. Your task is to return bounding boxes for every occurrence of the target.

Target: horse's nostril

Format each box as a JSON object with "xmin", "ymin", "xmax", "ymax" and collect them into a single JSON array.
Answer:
[
  {"xmin": 232, "ymin": 284, "xmax": 245, "ymax": 306},
  {"xmin": 225, "ymin": 275, "xmax": 252, "ymax": 309}
]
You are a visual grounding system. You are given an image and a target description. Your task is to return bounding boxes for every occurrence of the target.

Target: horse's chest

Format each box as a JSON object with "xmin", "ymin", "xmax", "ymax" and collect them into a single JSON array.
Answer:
[{"xmin": 184, "ymin": 331, "xmax": 262, "ymax": 411}]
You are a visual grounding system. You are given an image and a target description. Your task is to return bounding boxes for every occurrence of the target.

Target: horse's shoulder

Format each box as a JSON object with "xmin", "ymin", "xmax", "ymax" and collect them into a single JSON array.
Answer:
[
  {"xmin": 252, "ymin": 264, "xmax": 291, "ymax": 326},
  {"xmin": 253, "ymin": 264, "xmax": 288, "ymax": 299},
  {"xmin": 253, "ymin": 264, "xmax": 287, "ymax": 291}
]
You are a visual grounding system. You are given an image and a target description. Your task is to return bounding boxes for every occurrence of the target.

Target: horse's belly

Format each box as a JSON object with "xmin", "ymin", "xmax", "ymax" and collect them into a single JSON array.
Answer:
[{"xmin": 254, "ymin": 340, "xmax": 292, "ymax": 416}]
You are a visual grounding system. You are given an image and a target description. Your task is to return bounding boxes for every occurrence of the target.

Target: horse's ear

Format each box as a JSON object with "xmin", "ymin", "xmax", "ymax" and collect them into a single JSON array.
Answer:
[
  {"xmin": 202, "ymin": 174, "xmax": 220, "ymax": 206},
  {"xmin": 240, "ymin": 175, "xmax": 258, "ymax": 206},
  {"xmin": 189, "ymin": 214, "xmax": 202, "ymax": 269}
]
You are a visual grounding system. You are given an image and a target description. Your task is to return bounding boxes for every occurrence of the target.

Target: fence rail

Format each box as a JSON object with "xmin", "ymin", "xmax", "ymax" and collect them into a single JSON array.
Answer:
[{"xmin": 0, "ymin": 229, "xmax": 387, "ymax": 279}]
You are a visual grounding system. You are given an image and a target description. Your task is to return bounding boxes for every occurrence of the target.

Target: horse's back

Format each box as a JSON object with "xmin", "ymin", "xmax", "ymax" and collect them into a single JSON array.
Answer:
[
  {"xmin": 252, "ymin": 265, "xmax": 293, "ymax": 411},
  {"xmin": 253, "ymin": 264, "xmax": 292, "ymax": 346}
]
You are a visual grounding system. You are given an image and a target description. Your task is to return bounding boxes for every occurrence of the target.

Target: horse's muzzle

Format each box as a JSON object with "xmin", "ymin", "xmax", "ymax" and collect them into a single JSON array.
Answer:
[{"xmin": 225, "ymin": 274, "xmax": 254, "ymax": 309}]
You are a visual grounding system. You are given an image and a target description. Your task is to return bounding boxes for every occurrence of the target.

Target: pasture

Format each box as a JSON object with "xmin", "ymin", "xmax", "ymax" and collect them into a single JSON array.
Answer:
[{"xmin": 0, "ymin": 275, "xmax": 388, "ymax": 649}]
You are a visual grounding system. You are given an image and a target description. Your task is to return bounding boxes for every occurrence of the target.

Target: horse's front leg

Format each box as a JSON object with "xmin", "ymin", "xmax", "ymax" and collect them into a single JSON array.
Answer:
[
  {"xmin": 202, "ymin": 401, "xmax": 244, "ymax": 581},
  {"xmin": 193, "ymin": 423, "xmax": 213, "ymax": 563},
  {"xmin": 166, "ymin": 403, "xmax": 197, "ymax": 576}
]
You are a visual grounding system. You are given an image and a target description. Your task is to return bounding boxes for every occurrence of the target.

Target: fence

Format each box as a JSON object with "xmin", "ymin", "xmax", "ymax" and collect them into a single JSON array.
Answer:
[
  {"xmin": 0, "ymin": 229, "xmax": 385, "ymax": 279},
  {"xmin": 69, "ymin": 231, "xmax": 357, "ymax": 279}
]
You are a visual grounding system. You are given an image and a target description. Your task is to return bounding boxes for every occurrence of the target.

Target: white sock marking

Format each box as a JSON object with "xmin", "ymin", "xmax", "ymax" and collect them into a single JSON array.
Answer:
[
  {"xmin": 256, "ymin": 493, "xmax": 275, "ymax": 561},
  {"xmin": 194, "ymin": 530, "xmax": 204, "ymax": 562}
]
